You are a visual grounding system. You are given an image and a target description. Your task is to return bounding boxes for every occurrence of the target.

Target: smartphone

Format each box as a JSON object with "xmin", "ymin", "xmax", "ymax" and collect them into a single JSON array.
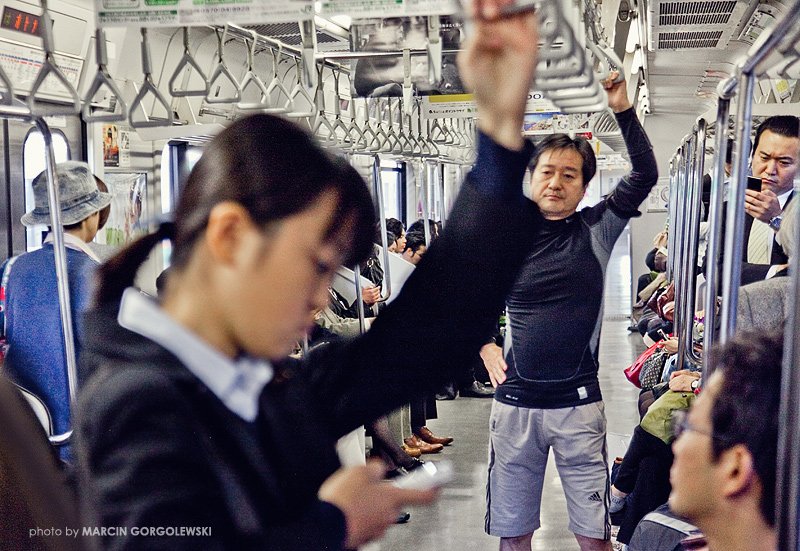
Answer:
[
  {"xmin": 747, "ymin": 176, "xmax": 763, "ymax": 192},
  {"xmin": 657, "ymin": 329, "xmax": 670, "ymax": 341},
  {"xmin": 392, "ymin": 460, "xmax": 454, "ymax": 491}
]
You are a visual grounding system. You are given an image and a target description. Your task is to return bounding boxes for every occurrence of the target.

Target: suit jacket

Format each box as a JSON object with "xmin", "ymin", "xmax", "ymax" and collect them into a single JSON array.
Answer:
[
  {"xmin": 706, "ymin": 193, "xmax": 792, "ymax": 286},
  {"xmin": 75, "ymin": 133, "xmax": 541, "ymax": 551},
  {"xmin": 736, "ymin": 272, "xmax": 789, "ymax": 332}
]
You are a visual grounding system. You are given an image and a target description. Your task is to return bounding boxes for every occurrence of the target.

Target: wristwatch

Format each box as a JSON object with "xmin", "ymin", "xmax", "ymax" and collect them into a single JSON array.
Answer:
[{"xmin": 769, "ymin": 215, "xmax": 782, "ymax": 231}]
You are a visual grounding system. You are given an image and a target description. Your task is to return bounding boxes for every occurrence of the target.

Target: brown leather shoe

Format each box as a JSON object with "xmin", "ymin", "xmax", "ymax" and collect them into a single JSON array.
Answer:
[
  {"xmin": 402, "ymin": 444, "xmax": 422, "ymax": 457},
  {"xmin": 404, "ymin": 435, "xmax": 443, "ymax": 454},
  {"xmin": 416, "ymin": 426, "xmax": 454, "ymax": 446}
]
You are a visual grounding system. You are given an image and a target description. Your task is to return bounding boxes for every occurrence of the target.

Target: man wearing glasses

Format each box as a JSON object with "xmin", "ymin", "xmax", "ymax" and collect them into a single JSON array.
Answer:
[{"xmin": 668, "ymin": 330, "xmax": 780, "ymax": 551}]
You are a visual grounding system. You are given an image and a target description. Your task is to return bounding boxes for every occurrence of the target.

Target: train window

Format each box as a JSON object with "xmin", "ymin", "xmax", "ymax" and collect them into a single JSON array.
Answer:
[
  {"xmin": 160, "ymin": 142, "xmax": 203, "ymax": 266},
  {"xmin": 22, "ymin": 130, "xmax": 70, "ymax": 250},
  {"xmin": 380, "ymin": 159, "xmax": 405, "ymax": 223}
]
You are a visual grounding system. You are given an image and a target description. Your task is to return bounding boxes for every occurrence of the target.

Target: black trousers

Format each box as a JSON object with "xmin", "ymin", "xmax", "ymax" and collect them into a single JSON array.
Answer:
[{"xmin": 615, "ymin": 425, "xmax": 674, "ymax": 544}]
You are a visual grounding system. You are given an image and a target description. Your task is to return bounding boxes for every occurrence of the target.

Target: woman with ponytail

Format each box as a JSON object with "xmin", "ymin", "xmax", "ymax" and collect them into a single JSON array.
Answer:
[{"xmin": 75, "ymin": 5, "xmax": 542, "ymax": 550}]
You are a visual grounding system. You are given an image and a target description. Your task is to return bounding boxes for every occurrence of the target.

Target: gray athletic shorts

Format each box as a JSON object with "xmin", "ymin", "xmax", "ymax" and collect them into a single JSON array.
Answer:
[{"xmin": 485, "ymin": 400, "xmax": 610, "ymax": 540}]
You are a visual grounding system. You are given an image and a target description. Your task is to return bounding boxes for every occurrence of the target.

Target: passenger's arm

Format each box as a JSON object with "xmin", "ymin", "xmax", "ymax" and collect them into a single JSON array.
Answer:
[
  {"xmin": 303, "ymin": 2, "xmax": 543, "ymax": 434},
  {"xmin": 604, "ymin": 80, "xmax": 659, "ymax": 218}
]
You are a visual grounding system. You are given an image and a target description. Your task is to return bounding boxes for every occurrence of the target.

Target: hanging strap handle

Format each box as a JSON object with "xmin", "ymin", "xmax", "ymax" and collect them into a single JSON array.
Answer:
[
  {"xmin": 205, "ymin": 26, "xmax": 242, "ymax": 104},
  {"xmin": 169, "ymin": 28, "xmax": 210, "ymax": 98},
  {"xmin": 83, "ymin": 28, "xmax": 128, "ymax": 123},
  {"xmin": 129, "ymin": 28, "xmax": 175, "ymax": 128},
  {"xmin": 237, "ymin": 33, "xmax": 271, "ymax": 111},
  {"xmin": 262, "ymin": 43, "xmax": 294, "ymax": 114},
  {"xmin": 28, "ymin": 0, "xmax": 81, "ymax": 116},
  {"xmin": 287, "ymin": 55, "xmax": 316, "ymax": 118}
]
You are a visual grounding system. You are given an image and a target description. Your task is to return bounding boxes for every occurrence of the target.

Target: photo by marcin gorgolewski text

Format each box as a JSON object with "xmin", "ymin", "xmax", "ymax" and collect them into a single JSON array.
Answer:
[{"xmin": 29, "ymin": 526, "xmax": 212, "ymax": 538}]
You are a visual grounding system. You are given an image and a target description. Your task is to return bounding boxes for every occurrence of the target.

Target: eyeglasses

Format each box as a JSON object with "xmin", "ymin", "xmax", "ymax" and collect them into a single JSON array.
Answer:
[{"xmin": 671, "ymin": 409, "xmax": 716, "ymax": 441}]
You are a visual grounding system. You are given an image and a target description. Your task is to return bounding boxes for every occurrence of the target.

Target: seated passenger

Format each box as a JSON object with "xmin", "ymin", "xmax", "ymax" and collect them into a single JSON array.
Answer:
[
  {"xmin": 1, "ymin": 162, "xmax": 112, "ymax": 461},
  {"xmin": 736, "ymin": 196, "xmax": 794, "ymax": 332},
  {"xmin": 402, "ymin": 231, "xmax": 427, "ymax": 265},
  {"xmin": 668, "ymin": 329, "xmax": 781, "ymax": 551},
  {"xmin": 75, "ymin": 5, "xmax": 543, "ymax": 549}
]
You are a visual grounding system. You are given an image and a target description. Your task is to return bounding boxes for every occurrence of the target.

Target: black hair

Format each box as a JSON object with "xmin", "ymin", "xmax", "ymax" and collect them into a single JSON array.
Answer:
[
  {"xmin": 708, "ymin": 329, "xmax": 783, "ymax": 526},
  {"xmin": 403, "ymin": 231, "xmax": 426, "ymax": 254},
  {"xmin": 95, "ymin": 114, "xmax": 376, "ymax": 304},
  {"xmin": 529, "ymin": 134, "xmax": 596, "ymax": 186},
  {"xmin": 753, "ymin": 116, "xmax": 800, "ymax": 153},
  {"xmin": 385, "ymin": 218, "xmax": 404, "ymax": 240},
  {"xmin": 407, "ymin": 219, "xmax": 439, "ymax": 240}
]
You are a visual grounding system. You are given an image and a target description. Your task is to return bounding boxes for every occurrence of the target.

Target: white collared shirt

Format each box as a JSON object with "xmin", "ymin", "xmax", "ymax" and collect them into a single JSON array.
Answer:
[
  {"xmin": 117, "ymin": 288, "xmax": 273, "ymax": 422},
  {"xmin": 43, "ymin": 232, "xmax": 102, "ymax": 263}
]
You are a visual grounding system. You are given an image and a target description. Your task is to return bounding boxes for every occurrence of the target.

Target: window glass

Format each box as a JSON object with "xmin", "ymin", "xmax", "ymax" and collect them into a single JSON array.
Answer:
[{"xmin": 23, "ymin": 131, "xmax": 70, "ymax": 250}]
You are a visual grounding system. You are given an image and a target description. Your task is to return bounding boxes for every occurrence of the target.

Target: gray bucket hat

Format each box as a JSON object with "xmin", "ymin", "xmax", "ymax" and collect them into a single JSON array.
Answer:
[{"xmin": 21, "ymin": 161, "xmax": 114, "ymax": 227}]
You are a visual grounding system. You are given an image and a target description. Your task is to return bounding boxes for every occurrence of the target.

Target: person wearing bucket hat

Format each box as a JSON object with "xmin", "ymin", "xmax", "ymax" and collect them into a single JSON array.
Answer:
[{"xmin": 0, "ymin": 161, "xmax": 112, "ymax": 461}]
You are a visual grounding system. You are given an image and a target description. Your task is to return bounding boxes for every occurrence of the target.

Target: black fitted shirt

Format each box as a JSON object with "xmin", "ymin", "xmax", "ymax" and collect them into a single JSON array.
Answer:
[{"xmin": 495, "ymin": 108, "xmax": 658, "ymax": 409}]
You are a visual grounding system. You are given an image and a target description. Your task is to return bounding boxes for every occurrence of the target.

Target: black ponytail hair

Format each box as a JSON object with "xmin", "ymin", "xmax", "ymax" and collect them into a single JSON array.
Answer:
[{"xmin": 94, "ymin": 114, "xmax": 376, "ymax": 305}]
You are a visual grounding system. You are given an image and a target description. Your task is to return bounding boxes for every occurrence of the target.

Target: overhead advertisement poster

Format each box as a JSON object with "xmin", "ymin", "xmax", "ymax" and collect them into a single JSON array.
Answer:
[
  {"xmin": 95, "ymin": 0, "xmax": 313, "ymax": 28},
  {"xmin": 319, "ymin": 0, "xmax": 457, "ymax": 17}
]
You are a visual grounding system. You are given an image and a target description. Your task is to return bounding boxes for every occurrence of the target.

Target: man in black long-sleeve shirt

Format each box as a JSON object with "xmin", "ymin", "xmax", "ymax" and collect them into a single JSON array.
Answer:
[{"xmin": 480, "ymin": 76, "xmax": 658, "ymax": 551}]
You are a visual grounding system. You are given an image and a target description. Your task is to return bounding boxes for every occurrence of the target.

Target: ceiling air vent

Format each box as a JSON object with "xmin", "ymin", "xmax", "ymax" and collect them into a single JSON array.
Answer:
[
  {"xmin": 658, "ymin": 1, "xmax": 736, "ymax": 25},
  {"xmin": 245, "ymin": 21, "xmax": 350, "ymax": 52},
  {"xmin": 658, "ymin": 30, "xmax": 724, "ymax": 49},
  {"xmin": 649, "ymin": 0, "xmax": 749, "ymax": 50}
]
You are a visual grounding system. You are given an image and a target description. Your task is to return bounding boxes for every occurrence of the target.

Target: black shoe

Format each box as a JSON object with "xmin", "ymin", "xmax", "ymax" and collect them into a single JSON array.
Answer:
[
  {"xmin": 435, "ymin": 382, "xmax": 457, "ymax": 400},
  {"xmin": 396, "ymin": 511, "xmax": 411, "ymax": 524},
  {"xmin": 459, "ymin": 380, "xmax": 495, "ymax": 398}
]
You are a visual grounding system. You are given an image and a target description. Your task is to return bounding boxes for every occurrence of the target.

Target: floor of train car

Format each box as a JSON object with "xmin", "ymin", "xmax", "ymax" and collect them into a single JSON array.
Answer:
[{"xmin": 379, "ymin": 227, "xmax": 646, "ymax": 551}]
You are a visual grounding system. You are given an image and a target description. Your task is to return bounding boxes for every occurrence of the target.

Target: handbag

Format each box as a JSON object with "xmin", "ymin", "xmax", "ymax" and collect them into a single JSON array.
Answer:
[
  {"xmin": 640, "ymin": 390, "xmax": 695, "ymax": 444},
  {"xmin": 624, "ymin": 341, "xmax": 664, "ymax": 388},
  {"xmin": 639, "ymin": 349, "xmax": 670, "ymax": 390}
]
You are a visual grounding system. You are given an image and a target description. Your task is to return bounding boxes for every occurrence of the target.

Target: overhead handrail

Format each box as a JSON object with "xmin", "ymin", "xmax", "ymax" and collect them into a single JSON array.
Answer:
[
  {"xmin": 129, "ymin": 28, "xmax": 174, "ymax": 129},
  {"xmin": 205, "ymin": 26, "xmax": 241, "ymax": 105},
  {"xmin": 262, "ymin": 45, "xmax": 294, "ymax": 114},
  {"xmin": 287, "ymin": 55, "xmax": 316, "ymax": 118},
  {"xmin": 28, "ymin": 0, "xmax": 81, "ymax": 117},
  {"xmin": 169, "ymin": 27, "xmax": 210, "ymax": 98},
  {"xmin": 82, "ymin": 28, "xmax": 128, "ymax": 123},
  {"xmin": 311, "ymin": 63, "xmax": 337, "ymax": 146},
  {"xmin": 236, "ymin": 33, "xmax": 270, "ymax": 111}
]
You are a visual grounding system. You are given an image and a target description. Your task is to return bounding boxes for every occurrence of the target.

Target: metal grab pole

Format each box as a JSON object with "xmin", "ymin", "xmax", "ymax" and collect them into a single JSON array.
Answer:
[
  {"xmin": 437, "ymin": 163, "xmax": 446, "ymax": 228},
  {"xmin": 372, "ymin": 154, "xmax": 392, "ymax": 304},
  {"xmin": 35, "ymin": 118, "xmax": 77, "ymax": 446},
  {"xmin": 672, "ymin": 137, "xmax": 691, "ymax": 362},
  {"xmin": 354, "ymin": 262, "xmax": 367, "ymax": 334},
  {"xmin": 420, "ymin": 161, "xmax": 432, "ymax": 247},
  {"xmin": 666, "ymin": 159, "xmax": 678, "ymax": 281},
  {"xmin": 702, "ymin": 84, "xmax": 734, "ymax": 374},
  {"xmin": 777, "ymin": 180, "xmax": 800, "ymax": 551},
  {"xmin": 680, "ymin": 120, "xmax": 705, "ymax": 368},
  {"xmin": 719, "ymin": 68, "xmax": 755, "ymax": 343}
]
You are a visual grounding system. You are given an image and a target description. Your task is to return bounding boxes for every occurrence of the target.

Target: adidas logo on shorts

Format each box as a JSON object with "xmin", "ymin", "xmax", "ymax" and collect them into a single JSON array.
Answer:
[{"xmin": 588, "ymin": 491, "xmax": 602, "ymax": 503}]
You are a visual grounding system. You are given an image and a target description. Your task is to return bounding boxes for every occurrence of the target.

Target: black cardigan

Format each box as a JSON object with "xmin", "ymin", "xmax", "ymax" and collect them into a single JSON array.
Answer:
[{"xmin": 75, "ymin": 133, "xmax": 540, "ymax": 551}]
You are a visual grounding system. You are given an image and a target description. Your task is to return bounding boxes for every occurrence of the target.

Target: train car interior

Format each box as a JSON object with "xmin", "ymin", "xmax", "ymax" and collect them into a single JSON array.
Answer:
[{"xmin": 1, "ymin": 0, "xmax": 800, "ymax": 549}]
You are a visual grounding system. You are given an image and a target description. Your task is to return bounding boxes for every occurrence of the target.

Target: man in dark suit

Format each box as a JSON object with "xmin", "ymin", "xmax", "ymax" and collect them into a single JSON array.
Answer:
[{"xmin": 740, "ymin": 115, "xmax": 799, "ymax": 283}]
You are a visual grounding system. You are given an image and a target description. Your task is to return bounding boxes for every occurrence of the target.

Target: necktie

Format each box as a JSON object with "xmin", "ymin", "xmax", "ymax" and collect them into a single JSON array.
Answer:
[{"xmin": 747, "ymin": 219, "xmax": 770, "ymax": 264}]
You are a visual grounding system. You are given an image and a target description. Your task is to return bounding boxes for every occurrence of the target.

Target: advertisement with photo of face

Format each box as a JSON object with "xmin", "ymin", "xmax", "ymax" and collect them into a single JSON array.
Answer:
[{"xmin": 351, "ymin": 16, "xmax": 465, "ymax": 97}]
